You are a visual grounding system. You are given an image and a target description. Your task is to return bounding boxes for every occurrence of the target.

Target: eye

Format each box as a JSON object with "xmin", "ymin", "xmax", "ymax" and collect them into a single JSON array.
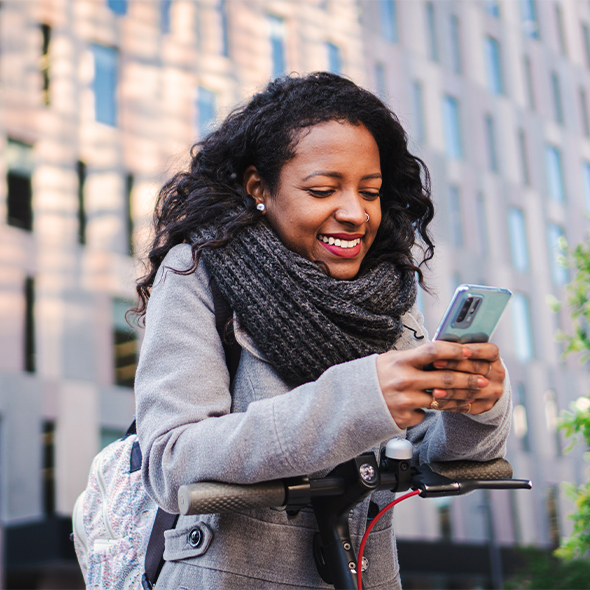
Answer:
[
  {"xmin": 306, "ymin": 189, "xmax": 335, "ymax": 198},
  {"xmin": 360, "ymin": 191, "xmax": 381, "ymax": 200}
]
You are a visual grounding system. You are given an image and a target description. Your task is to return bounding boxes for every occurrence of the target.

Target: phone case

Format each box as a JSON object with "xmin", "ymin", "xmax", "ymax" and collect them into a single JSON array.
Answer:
[{"xmin": 432, "ymin": 284, "xmax": 513, "ymax": 343}]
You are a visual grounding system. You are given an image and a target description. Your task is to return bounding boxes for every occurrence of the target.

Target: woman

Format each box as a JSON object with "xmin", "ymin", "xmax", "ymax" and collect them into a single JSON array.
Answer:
[{"xmin": 135, "ymin": 72, "xmax": 510, "ymax": 589}]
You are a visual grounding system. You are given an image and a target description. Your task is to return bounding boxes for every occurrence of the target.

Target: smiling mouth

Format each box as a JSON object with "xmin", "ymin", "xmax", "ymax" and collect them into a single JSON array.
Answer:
[
  {"xmin": 317, "ymin": 234, "xmax": 361, "ymax": 249},
  {"xmin": 317, "ymin": 234, "xmax": 363, "ymax": 259}
]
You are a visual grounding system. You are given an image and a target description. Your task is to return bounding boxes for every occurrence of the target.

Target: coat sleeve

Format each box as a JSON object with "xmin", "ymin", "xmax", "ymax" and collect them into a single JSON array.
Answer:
[{"xmin": 135, "ymin": 245, "xmax": 404, "ymax": 513}]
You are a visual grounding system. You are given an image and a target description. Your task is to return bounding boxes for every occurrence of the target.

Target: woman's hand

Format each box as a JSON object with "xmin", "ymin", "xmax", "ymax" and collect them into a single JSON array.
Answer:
[
  {"xmin": 376, "ymin": 342, "xmax": 497, "ymax": 429},
  {"xmin": 429, "ymin": 343, "xmax": 505, "ymax": 416}
]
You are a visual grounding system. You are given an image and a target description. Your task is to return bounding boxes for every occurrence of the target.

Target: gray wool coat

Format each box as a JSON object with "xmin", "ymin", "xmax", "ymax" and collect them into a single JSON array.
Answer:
[{"xmin": 135, "ymin": 244, "xmax": 512, "ymax": 590}]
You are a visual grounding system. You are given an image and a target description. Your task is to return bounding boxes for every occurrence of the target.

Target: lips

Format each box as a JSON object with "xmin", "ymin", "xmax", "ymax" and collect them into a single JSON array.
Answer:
[{"xmin": 317, "ymin": 233, "xmax": 363, "ymax": 259}]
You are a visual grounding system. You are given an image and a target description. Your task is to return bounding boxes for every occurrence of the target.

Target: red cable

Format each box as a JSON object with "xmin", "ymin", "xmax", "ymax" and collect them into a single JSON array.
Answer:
[{"xmin": 357, "ymin": 489, "xmax": 421, "ymax": 590}]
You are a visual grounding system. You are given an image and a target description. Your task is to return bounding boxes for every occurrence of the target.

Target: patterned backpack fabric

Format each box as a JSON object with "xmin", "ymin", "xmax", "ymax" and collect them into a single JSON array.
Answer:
[
  {"xmin": 73, "ymin": 426, "xmax": 157, "ymax": 589},
  {"xmin": 72, "ymin": 279, "xmax": 240, "ymax": 589}
]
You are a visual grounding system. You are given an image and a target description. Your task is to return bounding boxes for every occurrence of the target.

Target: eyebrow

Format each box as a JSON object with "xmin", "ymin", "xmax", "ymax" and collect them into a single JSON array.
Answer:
[{"xmin": 301, "ymin": 171, "xmax": 382, "ymax": 181}]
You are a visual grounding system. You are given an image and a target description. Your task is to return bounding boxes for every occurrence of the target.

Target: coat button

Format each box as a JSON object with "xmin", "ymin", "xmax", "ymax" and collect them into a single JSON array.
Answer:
[{"xmin": 188, "ymin": 527, "xmax": 203, "ymax": 548}]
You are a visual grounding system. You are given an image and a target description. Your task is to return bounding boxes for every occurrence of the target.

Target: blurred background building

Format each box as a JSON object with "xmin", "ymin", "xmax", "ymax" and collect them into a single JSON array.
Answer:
[{"xmin": 1, "ymin": 0, "xmax": 589, "ymax": 588}]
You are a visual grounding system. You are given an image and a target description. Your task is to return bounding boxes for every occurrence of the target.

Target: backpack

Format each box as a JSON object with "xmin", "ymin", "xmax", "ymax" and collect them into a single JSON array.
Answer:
[{"xmin": 72, "ymin": 280, "xmax": 240, "ymax": 589}]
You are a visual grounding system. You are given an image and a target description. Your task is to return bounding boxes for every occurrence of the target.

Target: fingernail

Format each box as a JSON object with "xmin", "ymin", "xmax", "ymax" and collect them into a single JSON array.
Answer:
[
  {"xmin": 433, "ymin": 360, "xmax": 448, "ymax": 368},
  {"xmin": 477, "ymin": 377, "xmax": 488, "ymax": 388},
  {"xmin": 433, "ymin": 389, "xmax": 447, "ymax": 399},
  {"xmin": 462, "ymin": 347, "xmax": 473, "ymax": 358}
]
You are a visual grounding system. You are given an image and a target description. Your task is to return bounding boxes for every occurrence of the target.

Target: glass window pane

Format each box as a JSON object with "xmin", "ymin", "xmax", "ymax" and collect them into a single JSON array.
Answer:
[
  {"xmin": 545, "ymin": 145, "xmax": 566, "ymax": 203},
  {"xmin": 580, "ymin": 87, "xmax": 590, "ymax": 137},
  {"xmin": 551, "ymin": 71, "xmax": 564, "ymax": 124},
  {"xmin": 375, "ymin": 62, "xmax": 387, "ymax": 102},
  {"xmin": 513, "ymin": 383, "xmax": 530, "ymax": 451},
  {"xmin": 91, "ymin": 44, "xmax": 118, "ymax": 126},
  {"xmin": 449, "ymin": 15, "xmax": 462, "ymax": 74},
  {"xmin": 485, "ymin": 114, "xmax": 498, "ymax": 172},
  {"xmin": 197, "ymin": 86, "xmax": 217, "ymax": 137},
  {"xmin": 555, "ymin": 4, "xmax": 567, "ymax": 55},
  {"xmin": 511, "ymin": 293, "xmax": 534, "ymax": 362},
  {"xmin": 484, "ymin": 36, "xmax": 503, "ymax": 94},
  {"xmin": 508, "ymin": 207, "xmax": 529, "ymax": 272},
  {"xmin": 219, "ymin": 0, "xmax": 229, "ymax": 57},
  {"xmin": 476, "ymin": 192, "xmax": 489, "ymax": 258},
  {"xmin": 518, "ymin": 129, "xmax": 530, "ymax": 185},
  {"xmin": 583, "ymin": 24, "xmax": 590, "ymax": 69},
  {"xmin": 412, "ymin": 80, "xmax": 426, "ymax": 143},
  {"xmin": 523, "ymin": 55, "xmax": 535, "ymax": 110},
  {"xmin": 379, "ymin": 0, "xmax": 398, "ymax": 43},
  {"xmin": 485, "ymin": 0, "xmax": 500, "ymax": 17},
  {"xmin": 520, "ymin": 0, "xmax": 540, "ymax": 39},
  {"xmin": 443, "ymin": 96, "xmax": 462, "ymax": 159},
  {"xmin": 161, "ymin": 0, "xmax": 172, "ymax": 34},
  {"xmin": 327, "ymin": 42, "xmax": 342, "ymax": 74},
  {"xmin": 268, "ymin": 15, "xmax": 286, "ymax": 79},
  {"xmin": 547, "ymin": 223, "xmax": 568, "ymax": 286},
  {"xmin": 448, "ymin": 185, "xmax": 463, "ymax": 247},
  {"xmin": 6, "ymin": 139, "xmax": 34, "ymax": 232},
  {"xmin": 113, "ymin": 299, "xmax": 137, "ymax": 388},
  {"xmin": 426, "ymin": 3, "xmax": 438, "ymax": 61},
  {"xmin": 108, "ymin": 0, "xmax": 127, "ymax": 15}
]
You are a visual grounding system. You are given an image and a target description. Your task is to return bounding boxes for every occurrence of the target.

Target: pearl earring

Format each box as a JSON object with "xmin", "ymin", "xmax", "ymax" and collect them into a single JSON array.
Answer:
[{"xmin": 256, "ymin": 203, "xmax": 266, "ymax": 212}]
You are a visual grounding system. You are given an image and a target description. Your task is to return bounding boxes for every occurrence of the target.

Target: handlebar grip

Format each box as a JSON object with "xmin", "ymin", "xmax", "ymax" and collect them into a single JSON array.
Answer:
[
  {"xmin": 429, "ymin": 458, "xmax": 512, "ymax": 481},
  {"xmin": 178, "ymin": 480, "xmax": 286, "ymax": 515}
]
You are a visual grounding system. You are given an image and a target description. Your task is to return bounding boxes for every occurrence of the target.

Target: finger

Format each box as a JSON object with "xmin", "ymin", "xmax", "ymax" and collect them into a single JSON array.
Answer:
[
  {"xmin": 462, "ymin": 343, "xmax": 500, "ymax": 362},
  {"xmin": 425, "ymin": 371, "xmax": 489, "ymax": 393},
  {"xmin": 432, "ymin": 358, "xmax": 492, "ymax": 376},
  {"xmin": 408, "ymin": 341, "xmax": 474, "ymax": 368}
]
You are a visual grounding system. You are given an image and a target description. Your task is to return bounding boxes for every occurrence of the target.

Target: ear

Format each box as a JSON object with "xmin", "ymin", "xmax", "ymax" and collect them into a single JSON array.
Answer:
[{"xmin": 243, "ymin": 165, "xmax": 268, "ymax": 211}]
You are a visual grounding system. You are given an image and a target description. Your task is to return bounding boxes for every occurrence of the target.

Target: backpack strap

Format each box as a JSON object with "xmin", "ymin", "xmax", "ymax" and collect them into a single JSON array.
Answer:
[{"xmin": 142, "ymin": 279, "xmax": 240, "ymax": 588}]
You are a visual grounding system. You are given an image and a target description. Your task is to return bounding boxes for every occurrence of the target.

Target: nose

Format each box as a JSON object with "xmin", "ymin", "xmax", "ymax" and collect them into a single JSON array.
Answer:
[{"xmin": 334, "ymin": 191, "xmax": 367, "ymax": 226}]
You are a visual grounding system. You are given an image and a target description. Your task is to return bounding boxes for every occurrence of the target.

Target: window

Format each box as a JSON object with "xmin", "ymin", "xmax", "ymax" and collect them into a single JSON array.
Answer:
[
  {"xmin": 125, "ymin": 173, "xmax": 134, "ymax": 256},
  {"xmin": 485, "ymin": 0, "xmax": 500, "ymax": 17},
  {"xmin": 437, "ymin": 500, "xmax": 452, "ymax": 540},
  {"xmin": 42, "ymin": 421, "xmax": 55, "ymax": 514},
  {"xmin": 545, "ymin": 145, "xmax": 566, "ymax": 203},
  {"xmin": 583, "ymin": 24, "xmax": 590, "ymax": 69},
  {"xmin": 475, "ymin": 193, "xmax": 489, "ymax": 258},
  {"xmin": 449, "ymin": 15, "xmax": 462, "ymax": 74},
  {"xmin": 40, "ymin": 24, "xmax": 51, "ymax": 105},
  {"xmin": 442, "ymin": 95, "xmax": 462, "ymax": 159},
  {"xmin": 580, "ymin": 88, "xmax": 590, "ymax": 137},
  {"xmin": 523, "ymin": 55, "xmax": 535, "ymax": 110},
  {"xmin": 161, "ymin": 0, "xmax": 172, "ymax": 34},
  {"xmin": 518, "ymin": 129, "xmax": 530, "ymax": 185},
  {"xmin": 91, "ymin": 44, "xmax": 118, "ymax": 126},
  {"xmin": 197, "ymin": 86, "xmax": 217, "ymax": 138},
  {"xmin": 582, "ymin": 161, "xmax": 590, "ymax": 212},
  {"xmin": 520, "ymin": 0, "xmax": 539, "ymax": 39},
  {"xmin": 108, "ymin": 0, "xmax": 127, "ymax": 15},
  {"xmin": 484, "ymin": 114, "xmax": 498, "ymax": 172},
  {"xmin": 513, "ymin": 383, "xmax": 530, "ymax": 451},
  {"xmin": 100, "ymin": 427, "xmax": 126, "ymax": 450},
  {"xmin": 268, "ymin": 15, "xmax": 286, "ymax": 79},
  {"xmin": 412, "ymin": 80, "xmax": 426, "ymax": 143},
  {"xmin": 426, "ymin": 3, "xmax": 438, "ymax": 61},
  {"xmin": 24, "ymin": 277, "xmax": 35, "ymax": 373},
  {"xmin": 379, "ymin": 0, "xmax": 398, "ymax": 42},
  {"xmin": 550, "ymin": 71, "xmax": 564, "ymax": 125},
  {"xmin": 447, "ymin": 185, "xmax": 463, "ymax": 247},
  {"xmin": 219, "ymin": 0, "xmax": 229, "ymax": 57},
  {"xmin": 547, "ymin": 223, "xmax": 568, "ymax": 286},
  {"xmin": 327, "ymin": 42, "xmax": 342, "ymax": 74},
  {"xmin": 77, "ymin": 161, "xmax": 87, "ymax": 245},
  {"xmin": 546, "ymin": 486, "xmax": 560, "ymax": 548},
  {"xmin": 511, "ymin": 292, "xmax": 534, "ymax": 362},
  {"xmin": 508, "ymin": 207, "xmax": 529, "ymax": 272},
  {"xmin": 544, "ymin": 390, "xmax": 562, "ymax": 457},
  {"xmin": 113, "ymin": 299, "xmax": 137, "ymax": 388},
  {"xmin": 6, "ymin": 138, "xmax": 34, "ymax": 231},
  {"xmin": 375, "ymin": 62, "xmax": 387, "ymax": 102},
  {"xmin": 555, "ymin": 4, "xmax": 567, "ymax": 55},
  {"xmin": 484, "ymin": 36, "xmax": 503, "ymax": 95}
]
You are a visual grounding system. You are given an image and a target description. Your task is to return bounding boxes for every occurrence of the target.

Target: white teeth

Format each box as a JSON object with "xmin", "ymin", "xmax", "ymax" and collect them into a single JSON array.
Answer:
[{"xmin": 318, "ymin": 235, "xmax": 361, "ymax": 249}]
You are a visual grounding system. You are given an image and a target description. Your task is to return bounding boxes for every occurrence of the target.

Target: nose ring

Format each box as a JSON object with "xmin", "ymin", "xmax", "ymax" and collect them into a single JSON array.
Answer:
[{"xmin": 365, "ymin": 213, "xmax": 370, "ymax": 223}]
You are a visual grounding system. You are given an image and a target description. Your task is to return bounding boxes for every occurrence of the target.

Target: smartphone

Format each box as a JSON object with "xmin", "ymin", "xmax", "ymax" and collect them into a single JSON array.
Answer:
[{"xmin": 432, "ymin": 284, "xmax": 513, "ymax": 344}]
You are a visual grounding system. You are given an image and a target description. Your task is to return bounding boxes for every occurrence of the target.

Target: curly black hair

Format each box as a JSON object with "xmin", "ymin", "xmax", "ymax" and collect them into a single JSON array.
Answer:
[{"xmin": 135, "ymin": 72, "xmax": 434, "ymax": 319}]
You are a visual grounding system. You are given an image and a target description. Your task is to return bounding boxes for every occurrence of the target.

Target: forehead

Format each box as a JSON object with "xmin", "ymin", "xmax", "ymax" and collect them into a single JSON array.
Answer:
[{"xmin": 287, "ymin": 121, "xmax": 380, "ymax": 169}]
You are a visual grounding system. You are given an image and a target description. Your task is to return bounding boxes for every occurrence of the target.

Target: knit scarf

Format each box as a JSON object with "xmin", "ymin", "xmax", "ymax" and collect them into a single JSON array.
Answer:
[{"xmin": 194, "ymin": 223, "xmax": 416, "ymax": 385}]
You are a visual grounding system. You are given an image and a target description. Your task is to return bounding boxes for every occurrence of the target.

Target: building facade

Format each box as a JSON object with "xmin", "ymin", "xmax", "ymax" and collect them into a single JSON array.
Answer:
[{"xmin": 0, "ymin": 0, "xmax": 589, "ymax": 588}]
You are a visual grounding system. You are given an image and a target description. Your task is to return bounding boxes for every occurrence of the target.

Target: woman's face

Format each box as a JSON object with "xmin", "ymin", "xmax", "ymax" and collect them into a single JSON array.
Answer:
[{"xmin": 247, "ymin": 121, "xmax": 383, "ymax": 280}]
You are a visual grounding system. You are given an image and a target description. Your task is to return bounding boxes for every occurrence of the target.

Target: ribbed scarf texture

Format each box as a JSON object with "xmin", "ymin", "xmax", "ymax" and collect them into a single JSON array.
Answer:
[{"xmin": 194, "ymin": 223, "xmax": 416, "ymax": 385}]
